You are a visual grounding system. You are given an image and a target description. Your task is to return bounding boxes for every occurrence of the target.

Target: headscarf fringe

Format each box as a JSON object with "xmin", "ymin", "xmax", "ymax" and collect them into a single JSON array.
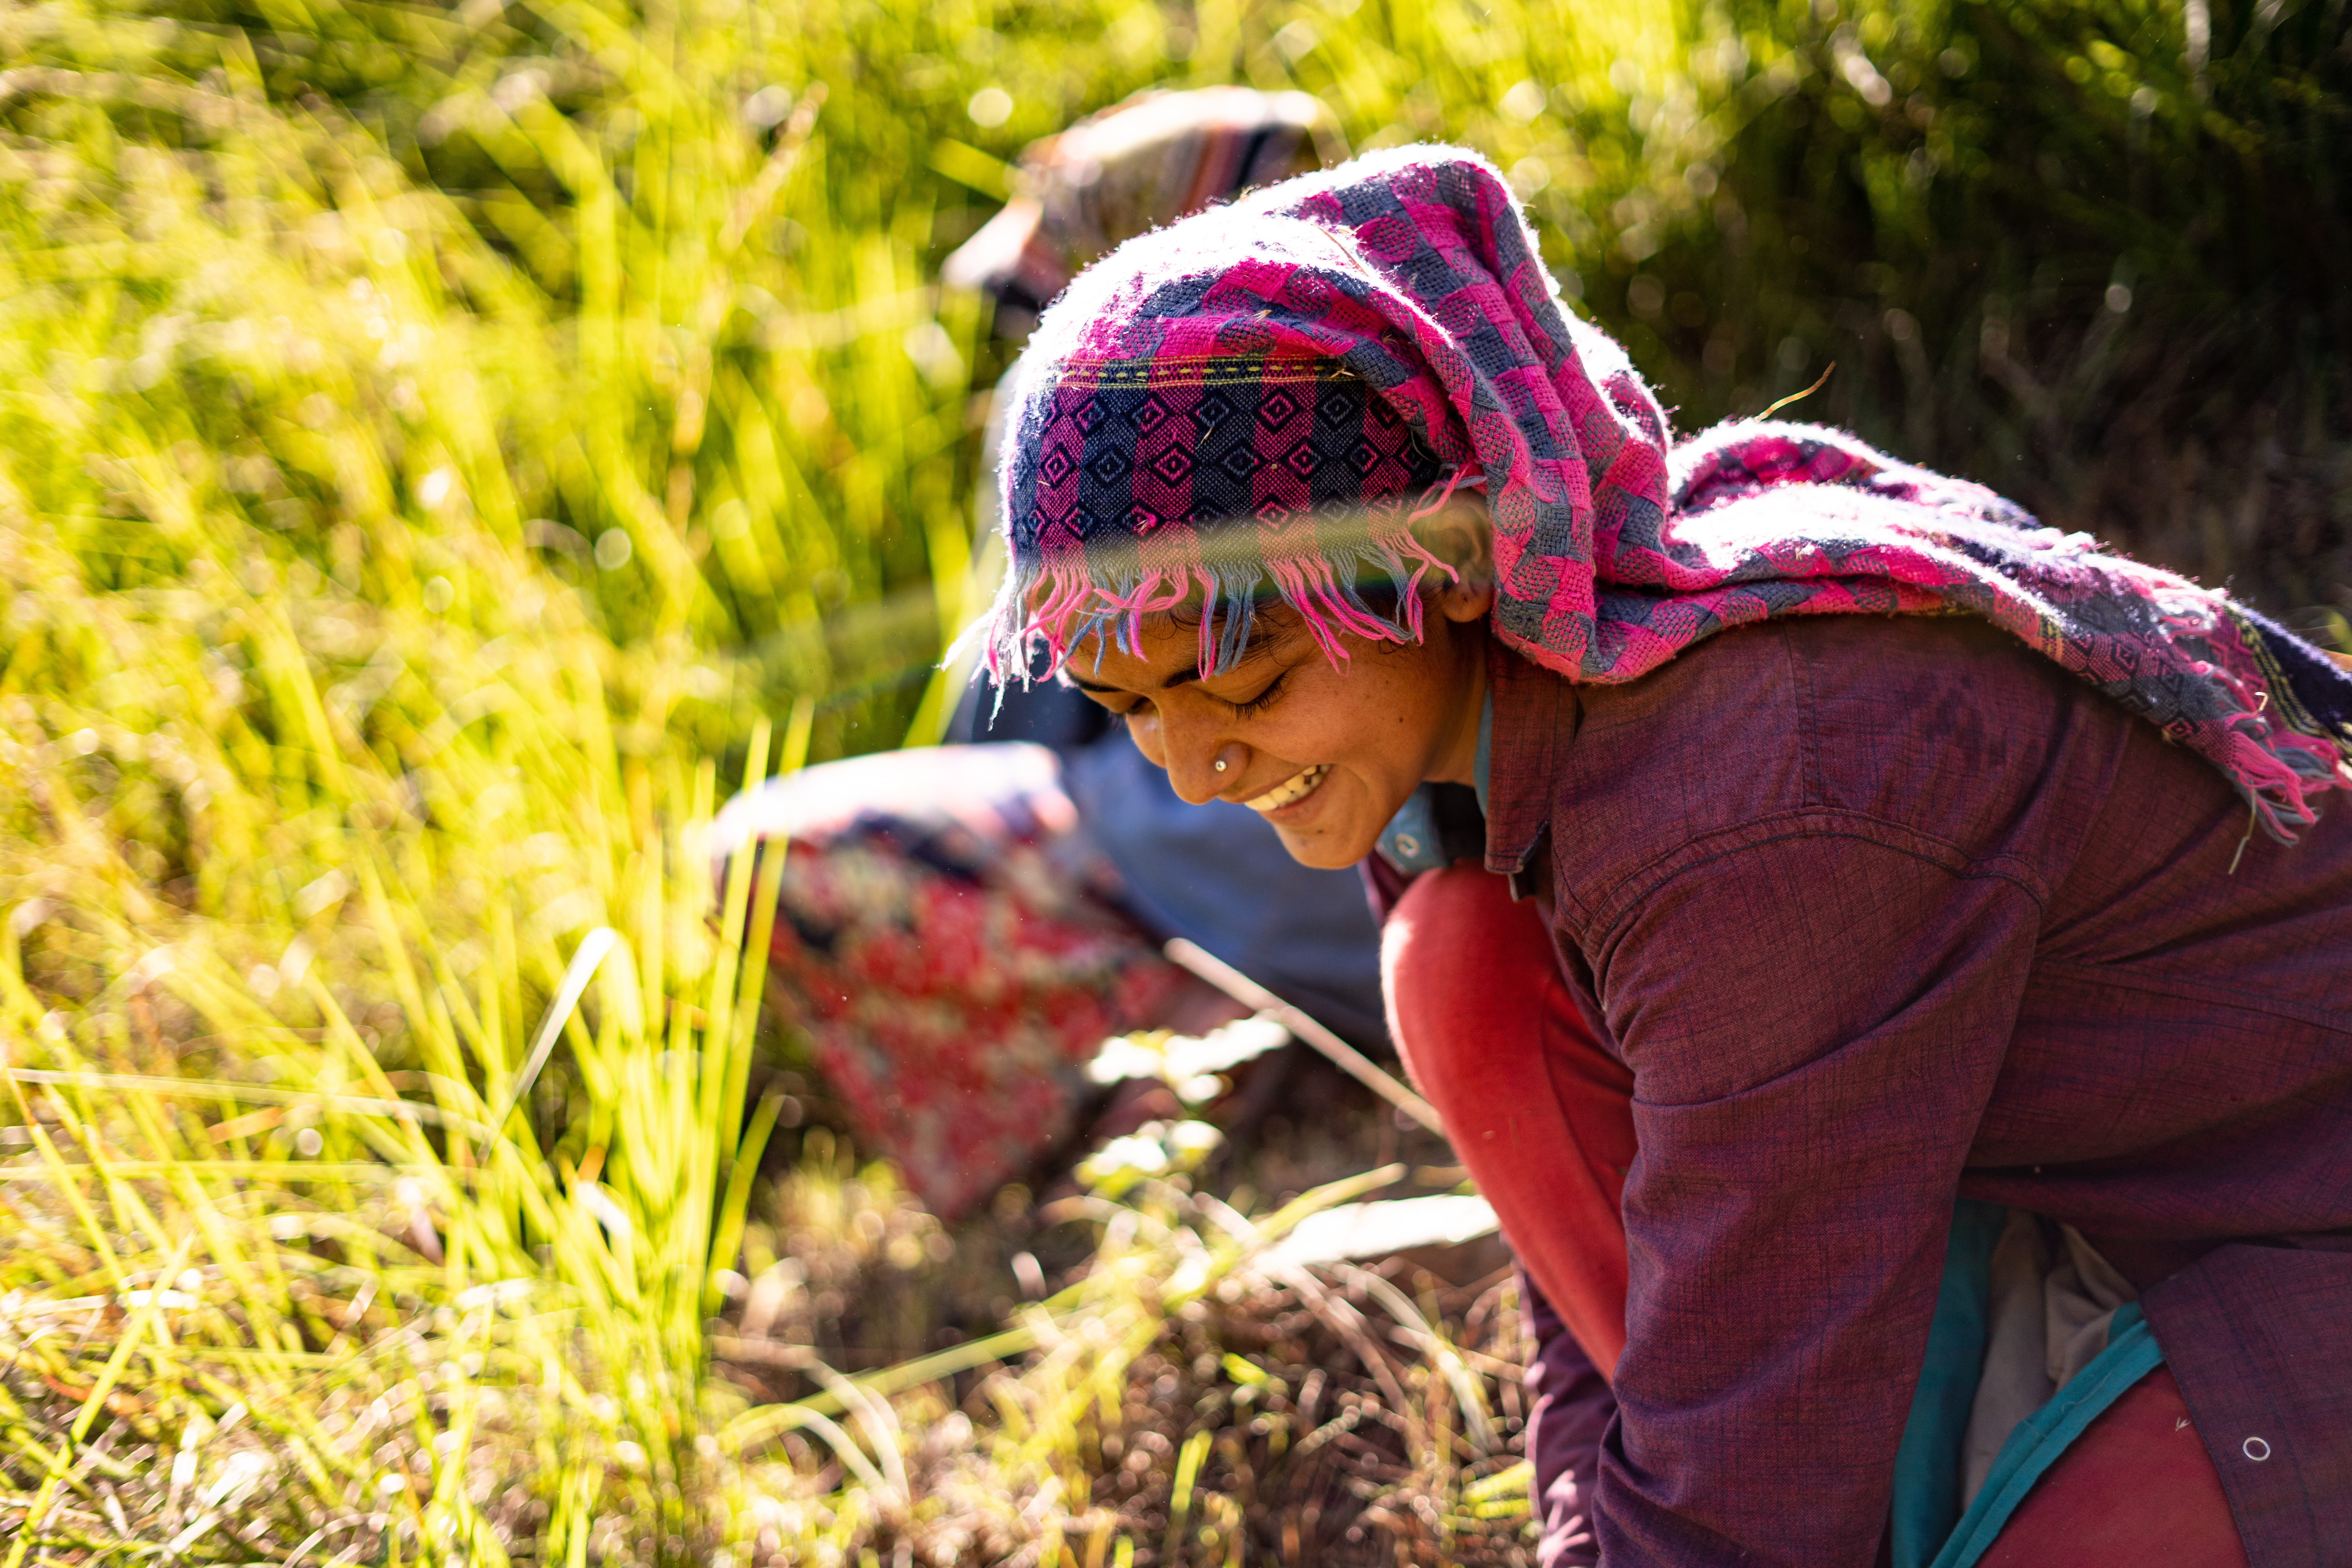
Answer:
[{"xmin": 981, "ymin": 515, "xmax": 1454, "ymax": 681}]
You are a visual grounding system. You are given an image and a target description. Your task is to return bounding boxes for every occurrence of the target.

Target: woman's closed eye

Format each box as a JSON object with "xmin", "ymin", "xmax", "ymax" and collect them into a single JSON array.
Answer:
[
  {"xmin": 1225, "ymin": 671, "xmax": 1286, "ymax": 719},
  {"xmin": 1073, "ymin": 685, "xmax": 1146, "ymax": 718}
]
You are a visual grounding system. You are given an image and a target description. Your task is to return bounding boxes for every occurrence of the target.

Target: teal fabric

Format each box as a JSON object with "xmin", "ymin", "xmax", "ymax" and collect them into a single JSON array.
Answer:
[
  {"xmin": 1890, "ymin": 1200, "xmax": 2008, "ymax": 1568},
  {"xmin": 1926, "ymin": 1302, "xmax": 2163, "ymax": 1568},
  {"xmin": 1374, "ymin": 787, "xmax": 1447, "ymax": 872},
  {"xmin": 1374, "ymin": 693, "xmax": 1492, "ymax": 870},
  {"xmin": 1891, "ymin": 1210, "xmax": 2168, "ymax": 1568}
]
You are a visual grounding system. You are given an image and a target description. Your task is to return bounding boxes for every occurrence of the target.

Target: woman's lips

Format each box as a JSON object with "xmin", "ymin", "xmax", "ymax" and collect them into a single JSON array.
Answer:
[{"xmin": 1243, "ymin": 763, "xmax": 1331, "ymax": 814}]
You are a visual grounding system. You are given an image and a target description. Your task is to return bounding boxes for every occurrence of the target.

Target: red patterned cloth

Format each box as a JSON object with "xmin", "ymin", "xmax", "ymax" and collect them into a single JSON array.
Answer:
[{"xmin": 714, "ymin": 746, "xmax": 1185, "ymax": 1218}]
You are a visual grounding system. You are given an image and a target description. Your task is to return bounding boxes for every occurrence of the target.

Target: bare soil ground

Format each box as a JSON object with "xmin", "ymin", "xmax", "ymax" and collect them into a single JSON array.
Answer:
[{"xmin": 716, "ymin": 1051, "xmax": 1537, "ymax": 1566}]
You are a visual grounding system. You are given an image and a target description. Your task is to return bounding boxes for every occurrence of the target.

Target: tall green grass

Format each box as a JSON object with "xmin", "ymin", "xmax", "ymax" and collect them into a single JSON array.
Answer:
[{"xmin": 0, "ymin": 0, "xmax": 2342, "ymax": 1560}]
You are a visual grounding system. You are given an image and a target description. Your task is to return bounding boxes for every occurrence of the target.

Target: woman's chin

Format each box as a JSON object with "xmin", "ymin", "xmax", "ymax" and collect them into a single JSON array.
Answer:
[
  {"xmin": 1273, "ymin": 827, "xmax": 1373, "ymax": 869},
  {"xmin": 1264, "ymin": 791, "xmax": 1385, "ymax": 869},
  {"xmin": 1243, "ymin": 766, "xmax": 1339, "ymax": 864},
  {"xmin": 1244, "ymin": 766, "xmax": 1401, "ymax": 868}
]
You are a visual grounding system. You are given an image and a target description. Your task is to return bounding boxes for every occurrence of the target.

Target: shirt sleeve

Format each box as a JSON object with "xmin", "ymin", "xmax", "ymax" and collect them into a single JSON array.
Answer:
[{"xmin": 1583, "ymin": 826, "xmax": 2040, "ymax": 1567}]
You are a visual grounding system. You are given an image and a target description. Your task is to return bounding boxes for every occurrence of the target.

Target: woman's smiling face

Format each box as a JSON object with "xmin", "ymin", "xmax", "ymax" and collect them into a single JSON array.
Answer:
[{"xmin": 1062, "ymin": 527, "xmax": 1494, "ymax": 869}]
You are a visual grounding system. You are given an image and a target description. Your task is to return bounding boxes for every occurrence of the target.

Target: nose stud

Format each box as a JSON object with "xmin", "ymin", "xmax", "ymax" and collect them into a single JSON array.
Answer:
[{"xmin": 1214, "ymin": 759, "xmax": 1228, "ymax": 773}]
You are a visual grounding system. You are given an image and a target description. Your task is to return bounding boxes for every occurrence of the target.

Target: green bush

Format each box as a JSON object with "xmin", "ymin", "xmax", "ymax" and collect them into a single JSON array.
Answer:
[{"xmin": 1581, "ymin": 0, "xmax": 2351, "ymax": 622}]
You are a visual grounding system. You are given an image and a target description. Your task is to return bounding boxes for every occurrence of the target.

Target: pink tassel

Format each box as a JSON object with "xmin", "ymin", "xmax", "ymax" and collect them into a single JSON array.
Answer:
[
  {"xmin": 2220, "ymin": 727, "xmax": 2319, "ymax": 844},
  {"xmin": 1263, "ymin": 556, "xmax": 1348, "ymax": 664},
  {"xmin": 1102, "ymin": 568, "xmax": 1192, "ymax": 655}
]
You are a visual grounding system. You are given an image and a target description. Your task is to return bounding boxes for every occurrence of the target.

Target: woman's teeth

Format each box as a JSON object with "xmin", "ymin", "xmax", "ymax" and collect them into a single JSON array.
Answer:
[{"xmin": 1244, "ymin": 764, "xmax": 1331, "ymax": 813}]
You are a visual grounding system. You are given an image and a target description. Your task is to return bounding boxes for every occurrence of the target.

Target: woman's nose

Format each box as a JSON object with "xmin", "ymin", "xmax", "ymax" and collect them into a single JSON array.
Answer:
[{"xmin": 1157, "ymin": 714, "xmax": 1238, "ymax": 805}]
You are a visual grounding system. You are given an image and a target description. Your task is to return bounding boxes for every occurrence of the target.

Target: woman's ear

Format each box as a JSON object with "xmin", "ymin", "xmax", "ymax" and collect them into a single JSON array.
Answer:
[{"xmin": 1416, "ymin": 494, "xmax": 1496, "ymax": 624}]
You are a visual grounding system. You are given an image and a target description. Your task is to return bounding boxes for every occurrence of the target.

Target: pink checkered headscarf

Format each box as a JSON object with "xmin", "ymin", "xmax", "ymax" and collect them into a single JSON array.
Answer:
[{"xmin": 978, "ymin": 147, "xmax": 2352, "ymax": 839}]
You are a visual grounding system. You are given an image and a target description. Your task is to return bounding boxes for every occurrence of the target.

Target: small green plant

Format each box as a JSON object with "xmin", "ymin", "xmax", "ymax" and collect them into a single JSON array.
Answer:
[{"xmin": 2, "ymin": 713, "xmax": 799, "ymax": 1563}]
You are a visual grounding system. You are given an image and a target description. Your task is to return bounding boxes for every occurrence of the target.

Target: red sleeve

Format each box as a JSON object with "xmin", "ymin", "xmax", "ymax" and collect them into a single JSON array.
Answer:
[{"xmin": 1583, "ymin": 825, "xmax": 2039, "ymax": 1567}]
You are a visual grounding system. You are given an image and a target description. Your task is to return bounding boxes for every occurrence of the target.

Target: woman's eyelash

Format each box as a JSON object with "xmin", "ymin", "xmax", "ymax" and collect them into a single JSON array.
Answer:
[{"xmin": 1229, "ymin": 675, "xmax": 1285, "ymax": 718}]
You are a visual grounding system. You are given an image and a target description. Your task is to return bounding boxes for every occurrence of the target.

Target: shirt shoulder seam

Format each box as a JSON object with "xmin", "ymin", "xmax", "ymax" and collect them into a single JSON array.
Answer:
[
  {"xmin": 1784, "ymin": 622, "xmax": 1825, "ymax": 808},
  {"xmin": 1572, "ymin": 808, "xmax": 2050, "ymax": 951},
  {"xmin": 2031, "ymin": 956, "xmax": 2352, "ymax": 1037}
]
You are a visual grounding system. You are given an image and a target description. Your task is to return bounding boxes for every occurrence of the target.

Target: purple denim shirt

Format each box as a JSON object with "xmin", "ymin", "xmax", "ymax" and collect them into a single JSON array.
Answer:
[{"xmin": 1479, "ymin": 614, "xmax": 2352, "ymax": 1567}]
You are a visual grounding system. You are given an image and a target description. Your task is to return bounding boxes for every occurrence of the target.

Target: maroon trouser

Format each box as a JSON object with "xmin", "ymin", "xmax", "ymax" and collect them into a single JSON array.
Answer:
[{"xmin": 1382, "ymin": 863, "xmax": 2247, "ymax": 1566}]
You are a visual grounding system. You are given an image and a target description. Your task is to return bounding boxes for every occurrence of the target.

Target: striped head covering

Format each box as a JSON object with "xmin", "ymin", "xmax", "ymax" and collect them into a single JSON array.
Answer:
[
  {"xmin": 976, "ymin": 147, "xmax": 2352, "ymax": 839},
  {"xmin": 943, "ymin": 87, "xmax": 1340, "ymax": 338}
]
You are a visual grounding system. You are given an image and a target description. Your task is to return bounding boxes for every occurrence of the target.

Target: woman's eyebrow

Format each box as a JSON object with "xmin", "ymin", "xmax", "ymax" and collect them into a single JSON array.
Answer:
[
  {"xmin": 1064, "ymin": 619, "xmax": 1292, "ymax": 695},
  {"xmin": 1067, "ymin": 667, "xmax": 1203, "ymax": 695}
]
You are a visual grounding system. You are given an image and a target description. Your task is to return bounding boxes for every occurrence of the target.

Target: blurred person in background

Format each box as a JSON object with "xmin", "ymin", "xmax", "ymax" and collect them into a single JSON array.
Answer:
[
  {"xmin": 712, "ymin": 87, "xmax": 1385, "ymax": 1223},
  {"xmin": 979, "ymin": 149, "xmax": 2352, "ymax": 1568}
]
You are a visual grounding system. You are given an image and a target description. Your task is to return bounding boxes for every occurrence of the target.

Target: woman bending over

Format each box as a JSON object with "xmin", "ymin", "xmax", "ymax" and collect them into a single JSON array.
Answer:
[{"xmin": 971, "ymin": 149, "xmax": 2352, "ymax": 1567}]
